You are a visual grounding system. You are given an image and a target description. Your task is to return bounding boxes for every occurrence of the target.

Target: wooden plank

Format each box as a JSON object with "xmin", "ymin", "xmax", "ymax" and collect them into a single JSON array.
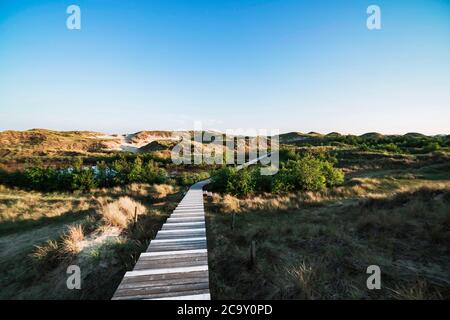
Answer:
[
  {"xmin": 134, "ymin": 260, "xmax": 207, "ymax": 271},
  {"xmin": 135, "ymin": 252, "xmax": 207, "ymax": 264},
  {"xmin": 166, "ymin": 218, "xmax": 205, "ymax": 223},
  {"xmin": 147, "ymin": 243, "xmax": 207, "ymax": 252},
  {"xmin": 162, "ymin": 225, "xmax": 206, "ymax": 231},
  {"xmin": 170, "ymin": 213, "xmax": 205, "ymax": 218},
  {"xmin": 162, "ymin": 222, "xmax": 205, "ymax": 229},
  {"xmin": 147, "ymin": 241, "xmax": 207, "ymax": 252},
  {"xmin": 113, "ymin": 288, "xmax": 211, "ymax": 300},
  {"xmin": 115, "ymin": 282, "xmax": 210, "ymax": 297},
  {"xmin": 125, "ymin": 265, "xmax": 208, "ymax": 277},
  {"xmin": 140, "ymin": 249, "xmax": 207, "ymax": 257},
  {"xmin": 158, "ymin": 228, "xmax": 205, "ymax": 233},
  {"xmin": 139, "ymin": 251, "xmax": 207, "ymax": 261},
  {"xmin": 150, "ymin": 237, "xmax": 206, "ymax": 243},
  {"xmin": 175, "ymin": 206, "xmax": 203, "ymax": 208},
  {"xmin": 149, "ymin": 293, "xmax": 210, "ymax": 300},
  {"xmin": 118, "ymin": 276, "xmax": 209, "ymax": 290},
  {"xmin": 156, "ymin": 232, "xmax": 206, "ymax": 240},
  {"xmin": 120, "ymin": 270, "xmax": 208, "ymax": 284}
]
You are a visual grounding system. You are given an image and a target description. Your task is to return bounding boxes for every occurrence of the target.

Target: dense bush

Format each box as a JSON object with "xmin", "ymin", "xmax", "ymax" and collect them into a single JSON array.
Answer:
[
  {"xmin": 24, "ymin": 167, "xmax": 66, "ymax": 191},
  {"xmin": 178, "ymin": 171, "xmax": 210, "ymax": 186},
  {"xmin": 211, "ymin": 154, "xmax": 344, "ymax": 196},
  {"xmin": 71, "ymin": 169, "xmax": 98, "ymax": 192},
  {"xmin": 211, "ymin": 167, "xmax": 255, "ymax": 196},
  {"xmin": 273, "ymin": 156, "xmax": 326, "ymax": 192},
  {"xmin": 111, "ymin": 156, "xmax": 167, "ymax": 185},
  {"xmin": 423, "ymin": 142, "xmax": 441, "ymax": 153},
  {"xmin": 321, "ymin": 161, "xmax": 345, "ymax": 187}
]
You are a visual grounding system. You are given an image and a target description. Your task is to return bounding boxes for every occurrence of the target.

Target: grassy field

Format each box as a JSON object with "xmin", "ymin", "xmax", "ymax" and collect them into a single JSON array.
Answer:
[
  {"xmin": 0, "ymin": 183, "xmax": 184, "ymax": 299},
  {"xmin": 205, "ymin": 151, "xmax": 450, "ymax": 299},
  {"xmin": 1, "ymin": 130, "xmax": 449, "ymax": 300}
]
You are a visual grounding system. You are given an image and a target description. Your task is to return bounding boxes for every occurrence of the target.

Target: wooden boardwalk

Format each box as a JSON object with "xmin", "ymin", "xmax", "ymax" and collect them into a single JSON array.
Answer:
[{"xmin": 112, "ymin": 180, "xmax": 211, "ymax": 300}]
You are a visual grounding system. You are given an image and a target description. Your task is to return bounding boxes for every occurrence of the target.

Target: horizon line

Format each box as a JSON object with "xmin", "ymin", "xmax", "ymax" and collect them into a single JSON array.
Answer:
[{"xmin": 0, "ymin": 127, "xmax": 448, "ymax": 137}]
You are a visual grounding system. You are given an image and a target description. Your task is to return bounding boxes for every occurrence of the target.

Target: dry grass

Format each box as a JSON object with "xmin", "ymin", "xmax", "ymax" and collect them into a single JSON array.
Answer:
[
  {"xmin": 31, "ymin": 239, "xmax": 60, "ymax": 266},
  {"xmin": 287, "ymin": 260, "xmax": 319, "ymax": 299},
  {"xmin": 91, "ymin": 183, "xmax": 178, "ymax": 200},
  {"xmin": 221, "ymin": 194, "xmax": 241, "ymax": 213},
  {"xmin": 208, "ymin": 177, "xmax": 450, "ymax": 215},
  {"xmin": 98, "ymin": 196, "xmax": 146, "ymax": 229},
  {"xmin": 128, "ymin": 183, "xmax": 150, "ymax": 197},
  {"xmin": 387, "ymin": 279, "xmax": 445, "ymax": 300},
  {"xmin": 0, "ymin": 187, "xmax": 92, "ymax": 230},
  {"xmin": 206, "ymin": 183, "xmax": 450, "ymax": 299},
  {"xmin": 61, "ymin": 224, "xmax": 84, "ymax": 255},
  {"xmin": 149, "ymin": 184, "xmax": 176, "ymax": 199},
  {"xmin": 30, "ymin": 224, "xmax": 86, "ymax": 268}
]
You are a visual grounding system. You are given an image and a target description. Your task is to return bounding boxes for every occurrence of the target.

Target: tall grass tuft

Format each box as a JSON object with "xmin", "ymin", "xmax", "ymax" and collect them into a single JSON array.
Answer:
[
  {"xmin": 61, "ymin": 224, "xmax": 85, "ymax": 255},
  {"xmin": 98, "ymin": 196, "xmax": 146, "ymax": 229}
]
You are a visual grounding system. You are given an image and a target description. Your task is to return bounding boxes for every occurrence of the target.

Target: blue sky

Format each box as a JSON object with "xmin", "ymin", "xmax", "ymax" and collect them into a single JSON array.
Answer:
[{"xmin": 0, "ymin": 0, "xmax": 449, "ymax": 134}]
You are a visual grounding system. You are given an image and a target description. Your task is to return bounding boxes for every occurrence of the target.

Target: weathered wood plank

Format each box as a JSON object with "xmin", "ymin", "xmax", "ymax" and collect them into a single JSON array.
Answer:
[
  {"xmin": 120, "ymin": 270, "xmax": 208, "ymax": 284},
  {"xmin": 148, "ymin": 293, "xmax": 211, "ymax": 300},
  {"xmin": 162, "ymin": 222, "xmax": 205, "ymax": 229},
  {"xmin": 140, "ymin": 249, "xmax": 207, "ymax": 257},
  {"xmin": 139, "ymin": 251, "xmax": 207, "ymax": 262},
  {"xmin": 134, "ymin": 259, "xmax": 208, "ymax": 271},
  {"xmin": 113, "ymin": 288, "xmax": 211, "ymax": 300},
  {"xmin": 155, "ymin": 232, "xmax": 206, "ymax": 240},
  {"xmin": 147, "ymin": 243, "xmax": 207, "ymax": 252},
  {"xmin": 125, "ymin": 265, "xmax": 208, "ymax": 277},
  {"xmin": 118, "ymin": 276, "xmax": 209, "ymax": 290}
]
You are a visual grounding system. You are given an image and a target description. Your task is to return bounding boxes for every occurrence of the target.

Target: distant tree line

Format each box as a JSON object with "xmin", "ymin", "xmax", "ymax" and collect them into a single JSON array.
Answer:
[{"xmin": 297, "ymin": 134, "xmax": 450, "ymax": 154}]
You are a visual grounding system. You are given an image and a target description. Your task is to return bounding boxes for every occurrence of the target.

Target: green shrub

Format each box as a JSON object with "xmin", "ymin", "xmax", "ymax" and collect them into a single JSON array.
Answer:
[
  {"xmin": 112, "ymin": 156, "xmax": 131, "ymax": 184},
  {"xmin": 231, "ymin": 169, "xmax": 255, "ymax": 196},
  {"xmin": 179, "ymin": 171, "xmax": 210, "ymax": 186},
  {"xmin": 321, "ymin": 162, "xmax": 344, "ymax": 187},
  {"xmin": 143, "ymin": 160, "xmax": 168, "ymax": 184},
  {"xmin": 211, "ymin": 167, "xmax": 236, "ymax": 192},
  {"xmin": 274, "ymin": 156, "xmax": 327, "ymax": 192},
  {"xmin": 211, "ymin": 167, "xmax": 255, "ymax": 196},
  {"xmin": 423, "ymin": 142, "xmax": 441, "ymax": 153},
  {"xmin": 71, "ymin": 168, "xmax": 97, "ymax": 192},
  {"xmin": 24, "ymin": 167, "xmax": 61, "ymax": 191},
  {"xmin": 128, "ymin": 157, "xmax": 144, "ymax": 182},
  {"xmin": 96, "ymin": 161, "xmax": 114, "ymax": 187},
  {"xmin": 213, "ymin": 154, "xmax": 345, "ymax": 196},
  {"xmin": 252, "ymin": 169, "xmax": 273, "ymax": 192}
]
